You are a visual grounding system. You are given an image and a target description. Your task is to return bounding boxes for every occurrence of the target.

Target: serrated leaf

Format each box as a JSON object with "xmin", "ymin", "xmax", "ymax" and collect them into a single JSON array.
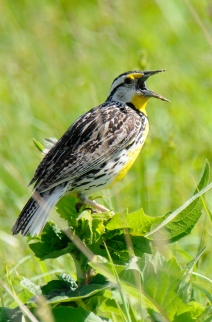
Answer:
[
  {"xmin": 29, "ymin": 222, "xmax": 71, "ymax": 260},
  {"xmin": 90, "ymin": 253, "xmax": 205, "ymax": 320},
  {"xmin": 106, "ymin": 208, "xmax": 161, "ymax": 236},
  {"xmin": 124, "ymin": 254, "xmax": 203, "ymax": 320},
  {"xmin": 141, "ymin": 254, "xmax": 206, "ymax": 320}
]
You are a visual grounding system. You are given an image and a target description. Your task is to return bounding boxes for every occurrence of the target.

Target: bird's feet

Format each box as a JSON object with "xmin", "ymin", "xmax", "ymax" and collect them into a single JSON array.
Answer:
[{"xmin": 77, "ymin": 194, "xmax": 110, "ymax": 213}]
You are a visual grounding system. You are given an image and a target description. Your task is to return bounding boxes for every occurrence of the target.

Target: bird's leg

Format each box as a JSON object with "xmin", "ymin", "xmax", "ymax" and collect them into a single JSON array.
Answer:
[{"xmin": 77, "ymin": 193, "xmax": 109, "ymax": 212}]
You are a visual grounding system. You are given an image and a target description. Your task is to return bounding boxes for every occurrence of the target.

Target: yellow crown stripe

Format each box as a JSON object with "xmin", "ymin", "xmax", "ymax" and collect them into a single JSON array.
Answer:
[{"xmin": 128, "ymin": 73, "xmax": 144, "ymax": 80}]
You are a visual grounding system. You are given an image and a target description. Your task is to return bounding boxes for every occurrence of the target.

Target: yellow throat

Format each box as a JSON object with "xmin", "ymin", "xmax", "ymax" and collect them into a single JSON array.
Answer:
[{"xmin": 131, "ymin": 95, "xmax": 149, "ymax": 115}]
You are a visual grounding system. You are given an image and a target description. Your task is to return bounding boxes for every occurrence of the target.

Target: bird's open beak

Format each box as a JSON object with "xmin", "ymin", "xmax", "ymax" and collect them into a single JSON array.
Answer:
[
  {"xmin": 138, "ymin": 69, "xmax": 170, "ymax": 102},
  {"xmin": 141, "ymin": 89, "xmax": 170, "ymax": 102}
]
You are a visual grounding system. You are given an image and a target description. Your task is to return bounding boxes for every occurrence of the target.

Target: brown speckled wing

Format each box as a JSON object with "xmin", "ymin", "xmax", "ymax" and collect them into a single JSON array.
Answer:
[{"xmin": 30, "ymin": 102, "xmax": 146, "ymax": 192}]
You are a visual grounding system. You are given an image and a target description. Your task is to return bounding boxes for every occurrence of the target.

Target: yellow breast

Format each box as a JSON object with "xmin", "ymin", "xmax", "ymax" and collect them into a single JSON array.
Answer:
[
  {"xmin": 113, "ymin": 120, "xmax": 149, "ymax": 183},
  {"xmin": 114, "ymin": 145, "xmax": 143, "ymax": 183}
]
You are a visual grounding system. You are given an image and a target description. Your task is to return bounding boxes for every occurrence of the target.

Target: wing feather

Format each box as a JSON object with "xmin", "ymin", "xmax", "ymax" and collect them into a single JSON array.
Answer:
[{"xmin": 31, "ymin": 102, "xmax": 144, "ymax": 191}]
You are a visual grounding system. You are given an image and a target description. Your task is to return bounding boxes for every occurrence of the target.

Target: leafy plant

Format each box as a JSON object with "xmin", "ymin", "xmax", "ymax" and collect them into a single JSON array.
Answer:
[{"xmin": 1, "ymin": 161, "xmax": 212, "ymax": 321}]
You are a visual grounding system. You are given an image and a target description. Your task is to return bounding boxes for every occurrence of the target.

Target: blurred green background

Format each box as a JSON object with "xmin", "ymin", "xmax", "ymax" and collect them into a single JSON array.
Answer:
[{"xmin": 1, "ymin": 0, "xmax": 212, "ymax": 301}]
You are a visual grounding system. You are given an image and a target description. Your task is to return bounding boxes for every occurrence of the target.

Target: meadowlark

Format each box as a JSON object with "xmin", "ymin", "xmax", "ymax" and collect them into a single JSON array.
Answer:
[{"xmin": 12, "ymin": 69, "xmax": 169, "ymax": 236}]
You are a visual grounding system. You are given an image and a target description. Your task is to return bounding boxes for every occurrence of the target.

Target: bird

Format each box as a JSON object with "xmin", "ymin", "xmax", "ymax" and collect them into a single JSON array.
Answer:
[{"xmin": 12, "ymin": 69, "xmax": 169, "ymax": 236}]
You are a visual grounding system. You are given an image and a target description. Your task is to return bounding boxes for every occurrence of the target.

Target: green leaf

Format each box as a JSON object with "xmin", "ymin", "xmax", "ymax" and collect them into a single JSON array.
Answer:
[
  {"xmin": 173, "ymin": 302, "xmax": 204, "ymax": 321},
  {"xmin": 57, "ymin": 196, "xmax": 112, "ymax": 244},
  {"xmin": 137, "ymin": 253, "xmax": 206, "ymax": 320},
  {"xmin": 105, "ymin": 235, "xmax": 151, "ymax": 264},
  {"xmin": 41, "ymin": 279, "xmax": 77, "ymax": 299},
  {"xmin": 146, "ymin": 160, "xmax": 210, "ymax": 242},
  {"xmin": 106, "ymin": 208, "xmax": 161, "ymax": 236},
  {"xmin": 90, "ymin": 253, "xmax": 205, "ymax": 321},
  {"xmin": 98, "ymin": 297, "xmax": 120, "ymax": 316},
  {"xmin": 89, "ymin": 256, "xmax": 160, "ymax": 311},
  {"xmin": 33, "ymin": 138, "xmax": 44, "ymax": 153},
  {"xmin": 195, "ymin": 306, "xmax": 212, "ymax": 322},
  {"xmin": 0, "ymin": 307, "xmax": 22, "ymax": 322},
  {"xmin": 56, "ymin": 195, "xmax": 79, "ymax": 225},
  {"xmin": 137, "ymin": 255, "xmax": 190, "ymax": 319},
  {"xmin": 29, "ymin": 222, "xmax": 71, "ymax": 260},
  {"xmin": 44, "ymin": 275, "xmax": 109, "ymax": 304},
  {"xmin": 52, "ymin": 307, "xmax": 106, "ymax": 322},
  {"xmin": 29, "ymin": 222, "xmax": 94, "ymax": 282}
]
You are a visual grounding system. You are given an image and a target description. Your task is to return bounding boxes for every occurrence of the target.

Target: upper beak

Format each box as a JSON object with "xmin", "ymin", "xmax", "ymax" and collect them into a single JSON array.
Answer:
[
  {"xmin": 142, "ymin": 69, "xmax": 166, "ymax": 81},
  {"xmin": 139, "ymin": 69, "xmax": 170, "ymax": 102}
]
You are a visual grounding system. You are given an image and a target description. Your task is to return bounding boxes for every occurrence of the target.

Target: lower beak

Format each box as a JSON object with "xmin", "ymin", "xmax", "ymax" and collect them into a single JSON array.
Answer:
[{"xmin": 141, "ymin": 89, "xmax": 170, "ymax": 102}]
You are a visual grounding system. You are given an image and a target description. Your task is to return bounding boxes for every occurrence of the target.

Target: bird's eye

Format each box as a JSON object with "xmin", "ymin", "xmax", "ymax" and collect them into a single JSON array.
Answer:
[{"xmin": 124, "ymin": 77, "xmax": 132, "ymax": 85}]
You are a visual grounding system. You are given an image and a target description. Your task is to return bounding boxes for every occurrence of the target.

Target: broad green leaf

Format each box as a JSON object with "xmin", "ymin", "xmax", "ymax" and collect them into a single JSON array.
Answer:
[
  {"xmin": 89, "ymin": 235, "xmax": 151, "ymax": 266},
  {"xmin": 44, "ymin": 275, "xmax": 109, "ymax": 304},
  {"xmin": 90, "ymin": 212, "xmax": 112, "ymax": 243},
  {"xmin": 89, "ymin": 256, "xmax": 160, "ymax": 312},
  {"xmin": 29, "ymin": 223, "xmax": 89, "ymax": 282},
  {"xmin": 41, "ymin": 279, "xmax": 77, "ymax": 298},
  {"xmin": 104, "ymin": 235, "xmax": 151, "ymax": 264},
  {"xmin": 29, "ymin": 222, "xmax": 71, "ymax": 260},
  {"xmin": 56, "ymin": 195, "xmax": 78, "ymax": 225},
  {"xmin": 90, "ymin": 253, "xmax": 205, "ymax": 321},
  {"xmin": 52, "ymin": 307, "xmax": 105, "ymax": 322},
  {"xmin": 106, "ymin": 208, "xmax": 161, "ymax": 236},
  {"xmin": 134, "ymin": 253, "xmax": 204, "ymax": 320}
]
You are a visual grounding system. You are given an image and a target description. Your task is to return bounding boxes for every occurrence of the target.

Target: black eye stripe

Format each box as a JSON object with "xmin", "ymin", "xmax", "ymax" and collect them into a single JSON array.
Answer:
[{"xmin": 124, "ymin": 78, "xmax": 132, "ymax": 85}]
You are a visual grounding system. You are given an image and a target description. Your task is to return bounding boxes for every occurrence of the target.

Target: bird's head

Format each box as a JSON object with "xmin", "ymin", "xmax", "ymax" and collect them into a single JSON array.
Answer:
[{"xmin": 107, "ymin": 69, "xmax": 169, "ymax": 114}]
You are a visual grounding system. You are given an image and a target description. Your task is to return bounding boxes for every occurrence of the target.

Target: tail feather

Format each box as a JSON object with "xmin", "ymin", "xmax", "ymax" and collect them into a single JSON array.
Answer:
[{"xmin": 12, "ymin": 186, "xmax": 65, "ymax": 236}]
